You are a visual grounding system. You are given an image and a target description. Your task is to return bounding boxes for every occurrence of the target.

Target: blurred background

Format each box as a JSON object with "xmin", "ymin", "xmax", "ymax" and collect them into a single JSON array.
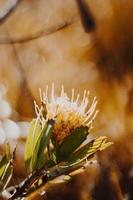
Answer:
[{"xmin": 0, "ymin": 0, "xmax": 133, "ymax": 199}]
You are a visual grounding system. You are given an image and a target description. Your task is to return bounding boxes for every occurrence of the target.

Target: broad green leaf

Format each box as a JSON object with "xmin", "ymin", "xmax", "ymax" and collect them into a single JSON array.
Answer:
[
  {"xmin": 31, "ymin": 120, "xmax": 54, "ymax": 171},
  {"xmin": 25, "ymin": 119, "xmax": 41, "ymax": 172},
  {"xmin": 59, "ymin": 136, "xmax": 113, "ymax": 168},
  {"xmin": 55, "ymin": 126, "xmax": 89, "ymax": 163}
]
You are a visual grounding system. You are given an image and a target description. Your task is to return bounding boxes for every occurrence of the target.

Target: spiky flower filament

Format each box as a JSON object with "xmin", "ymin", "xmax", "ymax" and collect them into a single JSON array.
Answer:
[{"xmin": 34, "ymin": 84, "xmax": 99, "ymax": 144}]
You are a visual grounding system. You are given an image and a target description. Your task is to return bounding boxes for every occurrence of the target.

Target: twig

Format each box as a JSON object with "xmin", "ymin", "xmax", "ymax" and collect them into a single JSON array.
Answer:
[
  {"xmin": 9, "ymin": 168, "xmax": 47, "ymax": 200},
  {"xmin": 9, "ymin": 158, "xmax": 96, "ymax": 199}
]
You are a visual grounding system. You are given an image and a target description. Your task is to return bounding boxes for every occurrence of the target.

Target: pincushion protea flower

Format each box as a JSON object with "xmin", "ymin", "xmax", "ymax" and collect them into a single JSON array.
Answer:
[
  {"xmin": 7, "ymin": 85, "xmax": 113, "ymax": 199},
  {"xmin": 34, "ymin": 84, "xmax": 98, "ymax": 145},
  {"xmin": 0, "ymin": 85, "xmax": 113, "ymax": 200},
  {"xmin": 24, "ymin": 84, "xmax": 113, "ymax": 173}
]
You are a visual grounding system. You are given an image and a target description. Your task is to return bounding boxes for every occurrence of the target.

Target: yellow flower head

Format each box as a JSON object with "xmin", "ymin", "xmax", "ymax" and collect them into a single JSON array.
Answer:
[{"xmin": 34, "ymin": 84, "xmax": 98, "ymax": 144}]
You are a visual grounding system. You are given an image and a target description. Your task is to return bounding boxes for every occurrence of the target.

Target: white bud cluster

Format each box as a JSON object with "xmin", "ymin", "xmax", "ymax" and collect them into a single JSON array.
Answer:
[{"xmin": 0, "ymin": 84, "xmax": 30, "ymax": 144}]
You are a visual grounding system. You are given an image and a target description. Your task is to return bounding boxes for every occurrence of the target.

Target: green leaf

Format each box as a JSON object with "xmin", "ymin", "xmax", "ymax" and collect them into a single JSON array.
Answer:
[
  {"xmin": 0, "ymin": 162, "xmax": 13, "ymax": 191},
  {"xmin": 0, "ymin": 143, "xmax": 11, "ymax": 178},
  {"xmin": 0, "ymin": 155, "xmax": 8, "ymax": 178},
  {"xmin": 31, "ymin": 120, "xmax": 54, "ymax": 171},
  {"xmin": 25, "ymin": 119, "xmax": 41, "ymax": 172},
  {"xmin": 0, "ymin": 144, "xmax": 13, "ymax": 192},
  {"xmin": 55, "ymin": 126, "xmax": 89, "ymax": 163},
  {"xmin": 59, "ymin": 136, "xmax": 113, "ymax": 168},
  {"xmin": 6, "ymin": 143, "xmax": 10, "ymax": 160}
]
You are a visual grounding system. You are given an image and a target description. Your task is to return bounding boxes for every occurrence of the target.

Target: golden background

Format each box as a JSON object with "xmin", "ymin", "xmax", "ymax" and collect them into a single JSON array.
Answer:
[{"xmin": 0, "ymin": 0, "xmax": 133, "ymax": 199}]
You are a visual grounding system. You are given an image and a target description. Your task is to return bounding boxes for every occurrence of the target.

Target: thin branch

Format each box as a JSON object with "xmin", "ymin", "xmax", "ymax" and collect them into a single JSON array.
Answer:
[
  {"xmin": 9, "ymin": 158, "xmax": 96, "ymax": 199},
  {"xmin": 9, "ymin": 168, "xmax": 47, "ymax": 200}
]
